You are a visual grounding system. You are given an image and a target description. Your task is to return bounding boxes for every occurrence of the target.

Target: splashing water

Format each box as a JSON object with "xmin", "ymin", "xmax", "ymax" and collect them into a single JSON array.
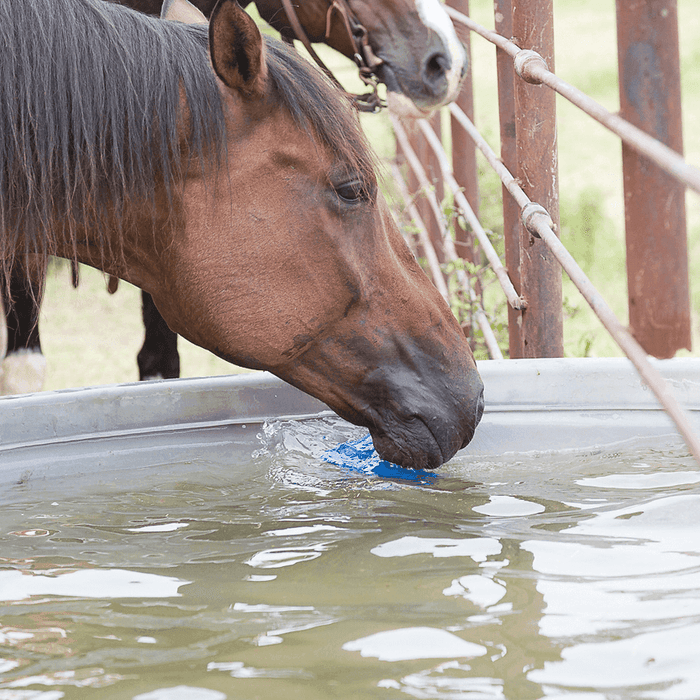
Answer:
[{"xmin": 321, "ymin": 434, "xmax": 439, "ymax": 483}]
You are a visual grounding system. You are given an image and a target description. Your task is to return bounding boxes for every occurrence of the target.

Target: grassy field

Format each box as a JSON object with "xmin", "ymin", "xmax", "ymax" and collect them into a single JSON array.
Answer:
[{"xmin": 33, "ymin": 0, "xmax": 700, "ymax": 391}]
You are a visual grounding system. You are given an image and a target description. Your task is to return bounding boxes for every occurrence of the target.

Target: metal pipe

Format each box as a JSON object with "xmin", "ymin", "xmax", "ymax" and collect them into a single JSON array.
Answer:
[
  {"xmin": 389, "ymin": 163, "xmax": 450, "ymax": 300},
  {"xmin": 529, "ymin": 213, "xmax": 700, "ymax": 465},
  {"xmin": 449, "ymin": 103, "xmax": 528, "ymax": 208},
  {"xmin": 511, "ymin": 0, "xmax": 563, "ymax": 358},
  {"xmin": 408, "ymin": 117, "xmax": 445, "ymax": 262},
  {"xmin": 494, "ymin": 0, "xmax": 524, "ymax": 358},
  {"xmin": 394, "ymin": 122, "xmax": 451, "ymax": 237},
  {"xmin": 392, "ymin": 118, "xmax": 504, "ymax": 359}
]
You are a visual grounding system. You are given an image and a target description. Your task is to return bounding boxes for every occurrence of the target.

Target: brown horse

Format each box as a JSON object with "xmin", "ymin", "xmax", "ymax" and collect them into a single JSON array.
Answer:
[
  {"xmin": 0, "ymin": 0, "xmax": 483, "ymax": 469},
  {"xmin": 129, "ymin": 0, "xmax": 467, "ymax": 380},
  {"xmin": 123, "ymin": 0, "xmax": 467, "ymax": 114}
]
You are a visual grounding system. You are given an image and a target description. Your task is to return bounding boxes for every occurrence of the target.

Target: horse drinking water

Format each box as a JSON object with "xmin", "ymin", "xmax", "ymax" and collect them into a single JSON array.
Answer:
[
  {"xmin": 129, "ymin": 0, "xmax": 469, "ymax": 379},
  {"xmin": 0, "ymin": 0, "xmax": 483, "ymax": 469}
]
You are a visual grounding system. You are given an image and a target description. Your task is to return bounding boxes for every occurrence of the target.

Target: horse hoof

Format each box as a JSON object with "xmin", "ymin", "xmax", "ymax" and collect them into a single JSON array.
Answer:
[
  {"xmin": 141, "ymin": 373, "xmax": 166, "ymax": 382},
  {"xmin": 0, "ymin": 350, "xmax": 47, "ymax": 395}
]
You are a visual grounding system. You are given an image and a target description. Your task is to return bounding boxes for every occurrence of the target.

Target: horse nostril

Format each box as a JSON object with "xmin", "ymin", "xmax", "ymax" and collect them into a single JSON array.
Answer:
[{"xmin": 423, "ymin": 52, "xmax": 450, "ymax": 91}]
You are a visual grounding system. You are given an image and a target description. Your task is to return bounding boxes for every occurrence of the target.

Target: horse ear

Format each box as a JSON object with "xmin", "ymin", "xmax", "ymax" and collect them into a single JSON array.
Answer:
[
  {"xmin": 160, "ymin": 0, "xmax": 207, "ymax": 24},
  {"xmin": 209, "ymin": 0, "xmax": 267, "ymax": 95}
]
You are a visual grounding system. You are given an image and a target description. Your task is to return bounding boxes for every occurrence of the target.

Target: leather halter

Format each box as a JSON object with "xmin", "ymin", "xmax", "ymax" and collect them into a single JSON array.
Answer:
[{"xmin": 278, "ymin": 0, "xmax": 386, "ymax": 113}]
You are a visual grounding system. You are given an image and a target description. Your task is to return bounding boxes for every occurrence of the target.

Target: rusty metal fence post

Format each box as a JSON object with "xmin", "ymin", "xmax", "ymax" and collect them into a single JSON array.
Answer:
[
  {"xmin": 616, "ymin": 0, "xmax": 691, "ymax": 358},
  {"xmin": 511, "ymin": 0, "xmax": 563, "ymax": 357},
  {"xmin": 494, "ymin": 0, "xmax": 524, "ymax": 357},
  {"xmin": 449, "ymin": 0, "xmax": 479, "ymax": 257}
]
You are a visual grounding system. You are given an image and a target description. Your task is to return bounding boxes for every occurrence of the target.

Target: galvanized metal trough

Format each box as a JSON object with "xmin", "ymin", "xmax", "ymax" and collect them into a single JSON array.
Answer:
[{"xmin": 2, "ymin": 358, "xmax": 699, "ymax": 494}]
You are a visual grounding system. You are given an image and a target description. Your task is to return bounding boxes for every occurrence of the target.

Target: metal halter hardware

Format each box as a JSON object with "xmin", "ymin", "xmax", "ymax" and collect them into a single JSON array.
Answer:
[{"xmin": 278, "ymin": 0, "xmax": 386, "ymax": 113}]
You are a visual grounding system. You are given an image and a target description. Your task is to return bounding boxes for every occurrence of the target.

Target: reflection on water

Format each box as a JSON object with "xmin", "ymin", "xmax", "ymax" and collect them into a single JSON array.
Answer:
[
  {"xmin": 343, "ymin": 628, "xmax": 486, "ymax": 661},
  {"xmin": 0, "ymin": 569, "xmax": 189, "ymax": 602},
  {"xmin": 1, "ymin": 416, "xmax": 699, "ymax": 699}
]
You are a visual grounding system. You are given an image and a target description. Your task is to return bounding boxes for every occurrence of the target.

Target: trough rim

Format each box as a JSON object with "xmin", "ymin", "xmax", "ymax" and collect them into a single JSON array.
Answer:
[{"xmin": 1, "ymin": 357, "xmax": 699, "ymax": 454}]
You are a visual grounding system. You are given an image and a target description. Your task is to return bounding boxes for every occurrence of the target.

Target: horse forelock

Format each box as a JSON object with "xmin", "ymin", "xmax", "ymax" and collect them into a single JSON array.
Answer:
[
  {"xmin": 0, "ymin": 0, "xmax": 225, "ymax": 282},
  {"xmin": 263, "ymin": 38, "xmax": 379, "ymax": 188}
]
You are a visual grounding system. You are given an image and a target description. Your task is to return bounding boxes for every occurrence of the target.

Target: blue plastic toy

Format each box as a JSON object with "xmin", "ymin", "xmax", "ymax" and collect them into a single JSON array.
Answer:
[{"xmin": 321, "ymin": 434, "xmax": 438, "ymax": 483}]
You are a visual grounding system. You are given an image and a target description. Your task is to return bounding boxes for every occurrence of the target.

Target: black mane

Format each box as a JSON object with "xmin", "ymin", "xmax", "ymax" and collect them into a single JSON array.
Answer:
[{"xmin": 0, "ymin": 0, "xmax": 225, "ymax": 274}]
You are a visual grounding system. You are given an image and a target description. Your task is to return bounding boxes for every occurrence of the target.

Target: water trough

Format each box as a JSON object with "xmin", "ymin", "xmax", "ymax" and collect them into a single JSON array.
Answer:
[
  {"xmin": 2, "ymin": 357, "xmax": 699, "ymax": 492},
  {"xmin": 2, "ymin": 358, "xmax": 700, "ymax": 698}
]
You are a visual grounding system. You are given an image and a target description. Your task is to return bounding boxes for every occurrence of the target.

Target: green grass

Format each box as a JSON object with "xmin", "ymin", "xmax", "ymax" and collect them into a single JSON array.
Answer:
[{"xmin": 32, "ymin": 0, "xmax": 700, "ymax": 391}]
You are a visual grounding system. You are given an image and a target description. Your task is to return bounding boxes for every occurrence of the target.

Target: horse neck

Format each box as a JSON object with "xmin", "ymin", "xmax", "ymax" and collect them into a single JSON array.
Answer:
[
  {"xmin": 52, "ymin": 189, "xmax": 178, "ymax": 297},
  {"xmin": 255, "ymin": 0, "xmax": 356, "ymax": 58}
]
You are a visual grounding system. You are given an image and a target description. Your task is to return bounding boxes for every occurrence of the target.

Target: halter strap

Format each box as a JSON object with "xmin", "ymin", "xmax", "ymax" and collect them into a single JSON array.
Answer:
[{"xmin": 278, "ymin": 0, "xmax": 386, "ymax": 113}]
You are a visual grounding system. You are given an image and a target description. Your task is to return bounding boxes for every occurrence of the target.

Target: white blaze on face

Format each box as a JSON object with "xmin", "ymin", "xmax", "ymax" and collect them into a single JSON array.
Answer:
[{"xmin": 414, "ymin": 0, "xmax": 466, "ymax": 98}]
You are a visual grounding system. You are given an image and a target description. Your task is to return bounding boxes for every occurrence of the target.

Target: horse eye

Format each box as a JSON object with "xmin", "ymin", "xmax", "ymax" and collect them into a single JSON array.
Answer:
[{"xmin": 334, "ymin": 180, "xmax": 366, "ymax": 204}]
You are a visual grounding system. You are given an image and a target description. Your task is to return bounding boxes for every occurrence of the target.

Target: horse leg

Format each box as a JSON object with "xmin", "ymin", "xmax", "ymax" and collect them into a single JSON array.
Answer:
[
  {"xmin": 0, "ymin": 266, "xmax": 47, "ymax": 395},
  {"xmin": 137, "ymin": 290, "xmax": 180, "ymax": 380}
]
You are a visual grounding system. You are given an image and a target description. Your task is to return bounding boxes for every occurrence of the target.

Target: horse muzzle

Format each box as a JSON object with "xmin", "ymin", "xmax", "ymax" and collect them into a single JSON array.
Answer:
[
  {"xmin": 370, "ymin": 390, "xmax": 484, "ymax": 470},
  {"xmin": 356, "ymin": 356, "xmax": 485, "ymax": 471},
  {"xmin": 376, "ymin": 33, "xmax": 467, "ymax": 116}
]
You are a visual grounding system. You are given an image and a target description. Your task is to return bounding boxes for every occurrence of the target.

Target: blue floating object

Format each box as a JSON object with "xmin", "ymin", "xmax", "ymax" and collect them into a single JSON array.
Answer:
[{"xmin": 321, "ymin": 434, "xmax": 438, "ymax": 483}]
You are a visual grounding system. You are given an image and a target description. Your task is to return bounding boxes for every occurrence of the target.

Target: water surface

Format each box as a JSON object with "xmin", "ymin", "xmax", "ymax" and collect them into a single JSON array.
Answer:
[{"xmin": 1, "ymin": 417, "xmax": 699, "ymax": 699}]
